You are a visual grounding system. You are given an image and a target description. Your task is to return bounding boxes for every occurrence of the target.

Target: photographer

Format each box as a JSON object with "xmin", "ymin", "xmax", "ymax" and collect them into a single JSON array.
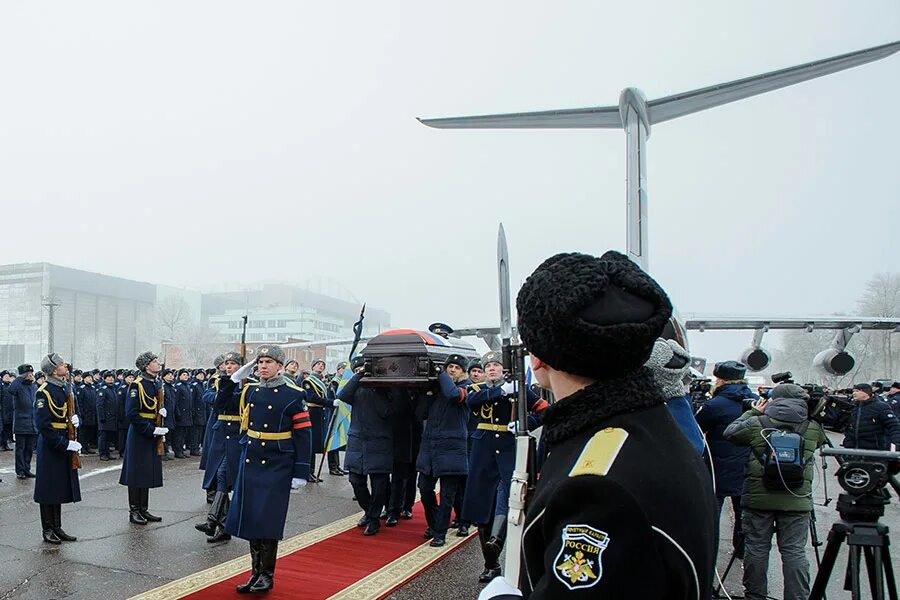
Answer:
[
  {"xmin": 694, "ymin": 360, "xmax": 757, "ymax": 557},
  {"xmin": 842, "ymin": 383, "xmax": 900, "ymax": 451},
  {"xmin": 723, "ymin": 384, "xmax": 827, "ymax": 600}
]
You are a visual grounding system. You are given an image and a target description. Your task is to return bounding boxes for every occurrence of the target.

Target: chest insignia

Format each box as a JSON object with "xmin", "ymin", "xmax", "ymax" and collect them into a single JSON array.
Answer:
[
  {"xmin": 553, "ymin": 524, "xmax": 609, "ymax": 590},
  {"xmin": 568, "ymin": 427, "xmax": 628, "ymax": 478}
]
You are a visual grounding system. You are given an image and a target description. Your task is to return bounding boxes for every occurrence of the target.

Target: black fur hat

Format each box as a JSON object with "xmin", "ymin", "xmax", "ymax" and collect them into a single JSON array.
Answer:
[
  {"xmin": 444, "ymin": 354, "xmax": 468, "ymax": 370},
  {"xmin": 713, "ymin": 360, "xmax": 746, "ymax": 381},
  {"xmin": 516, "ymin": 251, "xmax": 672, "ymax": 380}
]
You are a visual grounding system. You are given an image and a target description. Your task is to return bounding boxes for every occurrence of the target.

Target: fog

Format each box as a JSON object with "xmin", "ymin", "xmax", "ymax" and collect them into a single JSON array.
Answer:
[{"xmin": 1, "ymin": 1, "xmax": 897, "ymax": 364}]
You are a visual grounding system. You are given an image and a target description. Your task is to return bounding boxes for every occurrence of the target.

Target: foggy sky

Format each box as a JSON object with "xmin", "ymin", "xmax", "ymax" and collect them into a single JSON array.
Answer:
[{"xmin": 1, "ymin": 2, "xmax": 898, "ymax": 365}]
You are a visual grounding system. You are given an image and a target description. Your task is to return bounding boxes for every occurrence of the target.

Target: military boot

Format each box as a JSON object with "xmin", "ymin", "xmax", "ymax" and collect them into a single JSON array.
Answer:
[
  {"xmin": 207, "ymin": 492, "xmax": 232, "ymax": 543},
  {"xmin": 478, "ymin": 525, "xmax": 501, "ymax": 583},
  {"xmin": 128, "ymin": 487, "xmax": 147, "ymax": 525},
  {"xmin": 40, "ymin": 504, "xmax": 61, "ymax": 545},
  {"xmin": 484, "ymin": 515, "xmax": 507, "ymax": 559},
  {"xmin": 139, "ymin": 488, "xmax": 162, "ymax": 522},
  {"xmin": 249, "ymin": 539, "xmax": 278, "ymax": 592},
  {"xmin": 52, "ymin": 504, "xmax": 77, "ymax": 542},
  {"xmin": 236, "ymin": 540, "xmax": 261, "ymax": 593}
]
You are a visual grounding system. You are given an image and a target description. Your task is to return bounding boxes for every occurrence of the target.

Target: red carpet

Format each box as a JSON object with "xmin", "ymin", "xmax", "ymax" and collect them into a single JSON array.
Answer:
[{"xmin": 158, "ymin": 502, "xmax": 474, "ymax": 600}]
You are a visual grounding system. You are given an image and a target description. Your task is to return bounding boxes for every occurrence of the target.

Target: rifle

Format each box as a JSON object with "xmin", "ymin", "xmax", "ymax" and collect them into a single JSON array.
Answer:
[
  {"xmin": 497, "ymin": 224, "xmax": 535, "ymax": 585},
  {"xmin": 66, "ymin": 385, "xmax": 81, "ymax": 470},
  {"xmin": 155, "ymin": 382, "xmax": 165, "ymax": 456},
  {"xmin": 240, "ymin": 314, "xmax": 249, "ymax": 385}
]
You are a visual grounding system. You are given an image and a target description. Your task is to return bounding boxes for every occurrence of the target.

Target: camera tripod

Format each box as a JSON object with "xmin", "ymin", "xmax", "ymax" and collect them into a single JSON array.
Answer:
[{"xmin": 808, "ymin": 492, "xmax": 897, "ymax": 600}]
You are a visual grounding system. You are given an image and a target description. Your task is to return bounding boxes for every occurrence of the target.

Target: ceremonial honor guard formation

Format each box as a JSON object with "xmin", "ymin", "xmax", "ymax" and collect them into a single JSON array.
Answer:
[{"xmin": 0, "ymin": 7, "xmax": 899, "ymax": 599}]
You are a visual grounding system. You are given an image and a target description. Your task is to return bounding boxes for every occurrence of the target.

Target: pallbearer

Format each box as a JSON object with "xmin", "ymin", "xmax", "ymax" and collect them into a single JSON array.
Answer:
[
  {"xmin": 33, "ymin": 353, "xmax": 82, "ymax": 544},
  {"xmin": 224, "ymin": 345, "xmax": 313, "ymax": 594},
  {"xmin": 118, "ymin": 352, "xmax": 169, "ymax": 525}
]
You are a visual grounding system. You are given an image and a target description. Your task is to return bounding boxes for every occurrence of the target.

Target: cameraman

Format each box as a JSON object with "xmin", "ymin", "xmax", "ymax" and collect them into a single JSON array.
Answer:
[
  {"xmin": 694, "ymin": 360, "xmax": 757, "ymax": 557},
  {"xmin": 842, "ymin": 383, "xmax": 900, "ymax": 451},
  {"xmin": 723, "ymin": 384, "xmax": 827, "ymax": 600}
]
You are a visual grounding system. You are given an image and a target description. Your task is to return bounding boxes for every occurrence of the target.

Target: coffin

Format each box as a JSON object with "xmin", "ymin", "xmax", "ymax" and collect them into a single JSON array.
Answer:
[{"xmin": 359, "ymin": 329, "xmax": 479, "ymax": 387}]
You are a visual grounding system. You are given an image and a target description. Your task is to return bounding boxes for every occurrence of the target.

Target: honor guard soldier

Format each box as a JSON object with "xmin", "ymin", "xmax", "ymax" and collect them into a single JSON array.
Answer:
[
  {"xmin": 119, "ymin": 352, "xmax": 169, "ymax": 525},
  {"xmin": 97, "ymin": 371, "xmax": 119, "ymax": 460},
  {"xmin": 481, "ymin": 251, "xmax": 717, "ymax": 600},
  {"xmin": 199, "ymin": 354, "xmax": 227, "ymax": 504},
  {"xmin": 301, "ymin": 358, "xmax": 329, "ymax": 482},
  {"xmin": 33, "ymin": 354, "xmax": 82, "ymax": 544},
  {"xmin": 463, "ymin": 352, "xmax": 548, "ymax": 582},
  {"xmin": 195, "ymin": 352, "xmax": 245, "ymax": 543},
  {"xmin": 223, "ymin": 345, "xmax": 313, "ymax": 594}
]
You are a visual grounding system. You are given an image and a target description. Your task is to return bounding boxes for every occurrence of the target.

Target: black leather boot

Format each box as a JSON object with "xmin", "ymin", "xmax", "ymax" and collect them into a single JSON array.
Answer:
[
  {"xmin": 249, "ymin": 539, "xmax": 277, "ymax": 592},
  {"xmin": 41, "ymin": 504, "xmax": 61, "ymax": 544},
  {"xmin": 236, "ymin": 540, "xmax": 261, "ymax": 593},
  {"xmin": 484, "ymin": 515, "xmax": 507, "ymax": 559},
  {"xmin": 139, "ymin": 488, "xmax": 162, "ymax": 522},
  {"xmin": 478, "ymin": 525, "xmax": 501, "ymax": 582},
  {"xmin": 206, "ymin": 489, "xmax": 216, "ymax": 504},
  {"xmin": 52, "ymin": 504, "xmax": 77, "ymax": 542},
  {"xmin": 207, "ymin": 492, "xmax": 232, "ymax": 543},
  {"xmin": 129, "ymin": 487, "xmax": 147, "ymax": 525}
]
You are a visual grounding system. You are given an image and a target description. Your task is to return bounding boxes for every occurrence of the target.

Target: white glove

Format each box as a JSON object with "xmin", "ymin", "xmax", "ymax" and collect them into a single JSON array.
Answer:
[
  {"xmin": 478, "ymin": 576, "xmax": 522, "ymax": 599},
  {"xmin": 153, "ymin": 427, "xmax": 169, "ymax": 437},
  {"xmin": 507, "ymin": 421, "xmax": 518, "ymax": 434},
  {"xmin": 66, "ymin": 440, "xmax": 82, "ymax": 453},
  {"xmin": 291, "ymin": 478, "xmax": 307, "ymax": 489},
  {"xmin": 500, "ymin": 381, "xmax": 517, "ymax": 395},
  {"xmin": 158, "ymin": 407, "xmax": 167, "ymax": 418},
  {"xmin": 71, "ymin": 415, "xmax": 80, "ymax": 428},
  {"xmin": 231, "ymin": 361, "xmax": 255, "ymax": 383}
]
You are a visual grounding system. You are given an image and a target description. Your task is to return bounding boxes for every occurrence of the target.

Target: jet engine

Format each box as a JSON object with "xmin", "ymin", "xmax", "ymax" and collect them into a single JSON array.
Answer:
[
  {"xmin": 813, "ymin": 348, "xmax": 855, "ymax": 376},
  {"xmin": 740, "ymin": 347, "xmax": 771, "ymax": 372}
]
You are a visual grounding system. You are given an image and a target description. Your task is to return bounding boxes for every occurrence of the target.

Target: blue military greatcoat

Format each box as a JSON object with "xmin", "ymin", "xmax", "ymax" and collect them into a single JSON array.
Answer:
[
  {"xmin": 461, "ymin": 380, "xmax": 547, "ymax": 524},
  {"xmin": 118, "ymin": 374, "xmax": 164, "ymax": 489},
  {"xmin": 415, "ymin": 372, "xmax": 469, "ymax": 478},
  {"xmin": 33, "ymin": 381, "xmax": 81, "ymax": 504},
  {"xmin": 225, "ymin": 378, "xmax": 313, "ymax": 540},
  {"xmin": 199, "ymin": 375, "xmax": 220, "ymax": 472},
  {"xmin": 202, "ymin": 376, "xmax": 244, "ymax": 490}
]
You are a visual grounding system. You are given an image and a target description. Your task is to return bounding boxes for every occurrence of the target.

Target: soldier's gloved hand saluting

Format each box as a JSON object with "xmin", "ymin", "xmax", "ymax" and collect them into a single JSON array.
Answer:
[
  {"xmin": 153, "ymin": 427, "xmax": 169, "ymax": 437},
  {"xmin": 231, "ymin": 361, "xmax": 255, "ymax": 383}
]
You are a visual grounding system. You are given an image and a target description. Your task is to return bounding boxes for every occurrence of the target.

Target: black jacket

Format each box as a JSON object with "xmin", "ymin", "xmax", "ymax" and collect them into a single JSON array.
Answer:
[
  {"xmin": 842, "ymin": 398, "xmax": 900, "ymax": 451},
  {"xmin": 496, "ymin": 370, "xmax": 717, "ymax": 600}
]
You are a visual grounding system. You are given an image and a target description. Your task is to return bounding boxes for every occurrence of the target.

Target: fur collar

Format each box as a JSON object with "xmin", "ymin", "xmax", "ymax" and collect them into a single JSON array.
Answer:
[{"xmin": 541, "ymin": 367, "xmax": 667, "ymax": 445}]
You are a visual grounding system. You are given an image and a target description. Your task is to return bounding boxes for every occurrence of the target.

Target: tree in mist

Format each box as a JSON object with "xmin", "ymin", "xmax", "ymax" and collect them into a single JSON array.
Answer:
[
  {"xmin": 155, "ymin": 296, "xmax": 192, "ymax": 343},
  {"xmin": 856, "ymin": 272, "xmax": 900, "ymax": 377},
  {"xmin": 181, "ymin": 323, "xmax": 230, "ymax": 367}
]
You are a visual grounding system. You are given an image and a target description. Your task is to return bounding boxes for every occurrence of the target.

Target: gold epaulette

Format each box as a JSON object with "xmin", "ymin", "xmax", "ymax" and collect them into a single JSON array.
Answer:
[{"xmin": 568, "ymin": 428, "xmax": 629, "ymax": 478}]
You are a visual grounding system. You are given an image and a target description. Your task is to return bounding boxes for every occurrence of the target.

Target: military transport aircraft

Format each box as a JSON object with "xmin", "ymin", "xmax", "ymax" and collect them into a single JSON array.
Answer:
[{"xmin": 285, "ymin": 41, "xmax": 900, "ymax": 377}]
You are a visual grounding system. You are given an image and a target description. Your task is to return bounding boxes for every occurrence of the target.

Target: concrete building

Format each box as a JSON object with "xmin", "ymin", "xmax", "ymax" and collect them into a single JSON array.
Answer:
[
  {"xmin": 203, "ymin": 284, "xmax": 390, "ymax": 367},
  {"xmin": 0, "ymin": 263, "xmax": 155, "ymax": 368}
]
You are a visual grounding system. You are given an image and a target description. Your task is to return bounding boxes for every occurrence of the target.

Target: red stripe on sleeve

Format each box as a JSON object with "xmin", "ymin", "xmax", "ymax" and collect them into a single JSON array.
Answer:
[
  {"xmin": 292, "ymin": 411, "xmax": 310, "ymax": 421},
  {"xmin": 293, "ymin": 421, "xmax": 312, "ymax": 429}
]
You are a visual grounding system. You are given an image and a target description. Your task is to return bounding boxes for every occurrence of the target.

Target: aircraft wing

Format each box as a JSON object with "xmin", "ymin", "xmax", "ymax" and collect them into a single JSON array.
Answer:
[
  {"xmin": 683, "ymin": 316, "xmax": 900, "ymax": 332},
  {"xmin": 418, "ymin": 105, "xmax": 621, "ymax": 129},
  {"xmin": 648, "ymin": 40, "xmax": 899, "ymax": 124},
  {"xmin": 280, "ymin": 337, "xmax": 372, "ymax": 349}
]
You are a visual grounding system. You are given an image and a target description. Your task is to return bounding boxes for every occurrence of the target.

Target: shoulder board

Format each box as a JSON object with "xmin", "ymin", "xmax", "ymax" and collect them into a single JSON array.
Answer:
[
  {"xmin": 37, "ymin": 383, "xmax": 47, "ymax": 394},
  {"xmin": 569, "ymin": 428, "xmax": 629, "ymax": 478},
  {"xmin": 285, "ymin": 381, "xmax": 303, "ymax": 393},
  {"xmin": 467, "ymin": 383, "xmax": 481, "ymax": 393}
]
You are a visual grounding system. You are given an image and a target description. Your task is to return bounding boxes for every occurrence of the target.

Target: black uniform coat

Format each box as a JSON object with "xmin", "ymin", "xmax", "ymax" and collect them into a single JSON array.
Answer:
[
  {"xmin": 163, "ymin": 382, "xmax": 178, "ymax": 430},
  {"xmin": 97, "ymin": 383, "xmax": 119, "ymax": 432},
  {"xmin": 415, "ymin": 372, "xmax": 469, "ymax": 477},
  {"xmin": 503, "ymin": 372, "xmax": 717, "ymax": 600},
  {"xmin": 338, "ymin": 373, "xmax": 395, "ymax": 475},
  {"xmin": 76, "ymin": 383, "xmax": 98, "ymax": 430},
  {"xmin": 202, "ymin": 376, "xmax": 244, "ymax": 490},
  {"xmin": 118, "ymin": 374, "xmax": 164, "ymax": 489},
  {"xmin": 302, "ymin": 375, "xmax": 329, "ymax": 454},
  {"xmin": 115, "ymin": 382, "xmax": 130, "ymax": 430},
  {"xmin": 0, "ymin": 381, "xmax": 12, "ymax": 426},
  {"xmin": 174, "ymin": 380, "xmax": 193, "ymax": 427},
  {"xmin": 199, "ymin": 375, "xmax": 220, "ymax": 472},
  {"xmin": 224, "ymin": 378, "xmax": 313, "ymax": 540},
  {"xmin": 190, "ymin": 379, "xmax": 206, "ymax": 428},
  {"xmin": 9, "ymin": 375, "xmax": 37, "ymax": 435},
  {"xmin": 33, "ymin": 381, "xmax": 82, "ymax": 504}
]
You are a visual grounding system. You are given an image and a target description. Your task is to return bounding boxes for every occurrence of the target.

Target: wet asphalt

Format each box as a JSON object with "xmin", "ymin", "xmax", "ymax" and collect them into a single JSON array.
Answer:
[{"xmin": 0, "ymin": 432, "xmax": 898, "ymax": 599}]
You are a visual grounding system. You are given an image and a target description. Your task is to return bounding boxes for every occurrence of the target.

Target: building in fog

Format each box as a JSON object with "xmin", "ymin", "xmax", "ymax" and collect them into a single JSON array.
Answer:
[
  {"xmin": 0, "ymin": 263, "xmax": 155, "ymax": 368},
  {"xmin": 203, "ymin": 284, "xmax": 390, "ymax": 366}
]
